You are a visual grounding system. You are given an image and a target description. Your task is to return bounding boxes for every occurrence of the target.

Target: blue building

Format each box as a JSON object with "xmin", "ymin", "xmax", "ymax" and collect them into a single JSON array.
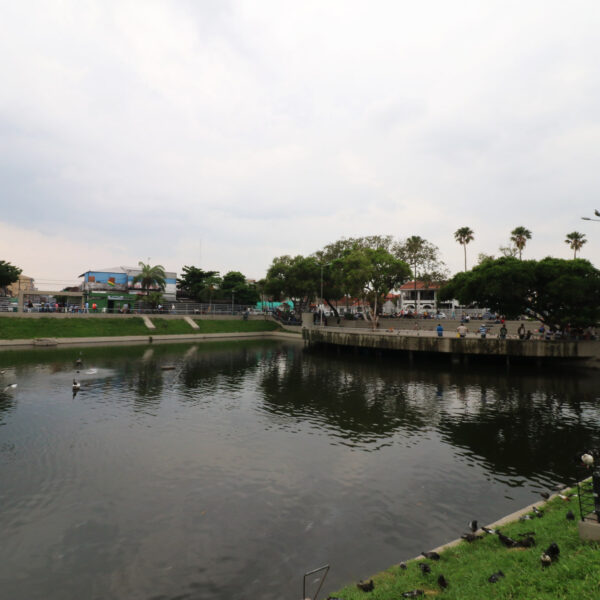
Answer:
[{"xmin": 79, "ymin": 266, "xmax": 177, "ymax": 311}]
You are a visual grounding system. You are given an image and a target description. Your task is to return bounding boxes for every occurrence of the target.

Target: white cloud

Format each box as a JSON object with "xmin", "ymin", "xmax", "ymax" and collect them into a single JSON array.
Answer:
[{"xmin": 1, "ymin": 0, "xmax": 599, "ymax": 282}]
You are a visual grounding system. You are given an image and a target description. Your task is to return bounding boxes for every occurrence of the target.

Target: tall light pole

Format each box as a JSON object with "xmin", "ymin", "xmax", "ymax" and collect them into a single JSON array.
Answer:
[
  {"xmin": 582, "ymin": 209, "xmax": 600, "ymax": 222},
  {"xmin": 232, "ymin": 290, "xmax": 235, "ymax": 315}
]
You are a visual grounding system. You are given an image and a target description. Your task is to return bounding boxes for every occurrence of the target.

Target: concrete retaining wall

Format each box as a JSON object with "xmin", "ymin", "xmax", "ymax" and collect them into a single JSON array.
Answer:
[{"xmin": 303, "ymin": 325, "xmax": 600, "ymax": 368}]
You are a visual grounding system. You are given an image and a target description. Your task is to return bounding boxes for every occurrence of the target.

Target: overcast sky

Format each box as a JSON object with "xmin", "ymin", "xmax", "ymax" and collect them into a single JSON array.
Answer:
[{"xmin": 2, "ymin": 0, "xmax": 599, "ymax": 287}]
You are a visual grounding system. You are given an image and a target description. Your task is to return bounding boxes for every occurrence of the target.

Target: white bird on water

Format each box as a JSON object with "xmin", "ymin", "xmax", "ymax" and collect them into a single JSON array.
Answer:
[
  {"xmin": 582, "ymin": 453, "xmax": 594, "ymax": 468},
  {"xmin": 72, "ymin": 380, "xmax": 81, "ymax": 391},
  {"xmin": 3, "ymin": 383, "xmax": 17, "ymax": 392}
]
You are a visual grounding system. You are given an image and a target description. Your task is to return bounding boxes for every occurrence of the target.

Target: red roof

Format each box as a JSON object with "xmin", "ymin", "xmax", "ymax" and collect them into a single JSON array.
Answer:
[{"xmin": 398, "ymin": 281, "xmax": 441, "ymax": 290}]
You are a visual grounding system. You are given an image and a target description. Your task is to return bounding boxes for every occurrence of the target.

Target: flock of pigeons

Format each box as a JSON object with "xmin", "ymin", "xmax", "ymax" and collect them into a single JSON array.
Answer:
[{"xmin": 332, "ymin": 452, "xmax": 596, "ymax": 598}]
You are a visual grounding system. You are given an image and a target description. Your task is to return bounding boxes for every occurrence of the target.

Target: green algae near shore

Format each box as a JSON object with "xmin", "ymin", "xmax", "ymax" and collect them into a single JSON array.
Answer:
[{"xmin": 330, "ymin": 491, "xmax": 600, "ymax": 600}]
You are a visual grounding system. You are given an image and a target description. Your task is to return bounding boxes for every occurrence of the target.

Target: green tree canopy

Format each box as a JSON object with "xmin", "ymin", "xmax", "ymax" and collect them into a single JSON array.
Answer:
[
  {"xmin": 440, "ymin": 257, "xmax": 600, "ymax": 328},
  {"xmin": 264, "ymin": 255, "xmax": 320, "ymax": 313},
  {"xmin": 0, "ymin": 260, "xmax": 22, "ymax": 294},
  {"xmin": 176, "ymin": 266, "xmax": 221, "ymax": 301},
  {"xmin": 218, "ymin": 271, "xmax": 259, "ymax": 305},
  {"xmin": 345, "ymin": 246, "xmax": 411, "ymax": 314},
  {"xmin": 394, "ymin": 236, "xmax": 448, "ymax": 290}
]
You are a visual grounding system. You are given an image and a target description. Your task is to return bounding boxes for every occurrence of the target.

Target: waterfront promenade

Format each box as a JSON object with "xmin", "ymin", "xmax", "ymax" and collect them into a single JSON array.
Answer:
[{"xmin": 302, "ymin": 314, "xmax": 600, "ymax": 369}]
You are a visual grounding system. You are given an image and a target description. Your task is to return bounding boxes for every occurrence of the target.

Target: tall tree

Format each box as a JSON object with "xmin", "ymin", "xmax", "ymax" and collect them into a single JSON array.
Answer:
[
  {"xmin": 510, "ymin": 226, "xmax": 532, "ymax": 260},
  {"xmin": 132, "ymin": 261, "xmax": 166, "ymax": 294},
  {"xmin": 0, "ymin": 260, "xmax": 22, "ymax": 295},
  {"xmin": 349, "ymin": 247, "xmax": 411, "ymax": 317},
  {"xmin": 177, "ymin": 266, "xmax": 221, "ymax": 301},
  {"xmin": 264, "ymin": 255, "xmax": 320, "ymax": 314},
  {"xmin": 565, "ymin": 231, "xmax": 587, "ymax": 259},
  {"xmin": 394, "ymin": 236, "xmax": 447, "ymax": 298},
  {"xmin": 440, "ymin": 256, "xmax": 600, "ymax": 329},
  {"xmin": 454, "ymin": 227, "xmax": 474, "ymax": 271},
  {"xmin": 219, "ymin": 271, "xmax": 259, "ymax": 305}
]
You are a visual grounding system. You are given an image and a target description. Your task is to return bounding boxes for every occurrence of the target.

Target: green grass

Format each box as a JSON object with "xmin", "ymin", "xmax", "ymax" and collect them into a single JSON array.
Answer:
[
  {"xmin": 192, "ymin": 319, "xmax": 279, "ymax": 333},
  {"xmin": 331, "ymin": 491, "xmax": 600, "ymax": 600},
  {"xmin": 0, "ymin": 317, "xmax": 151, "ymax": 339},
  {"xmin": 150, "ymin": 318, "xmax": 197, "ymax": 334},
  {"xmin": 0, "ymin": 317, "xmax": 280, "ymax": 339}
]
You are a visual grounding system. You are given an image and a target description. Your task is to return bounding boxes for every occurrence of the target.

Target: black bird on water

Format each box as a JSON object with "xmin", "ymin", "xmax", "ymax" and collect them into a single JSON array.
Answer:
[
  {"xmin": 420, "ymin": 551, "xmax": 440, "ymax": 561},
  {"xmin": 488, "ymin": 570, "xmax": 505, "ymax": 583},
  {"xmin": 418, "ymin": 563, "xmax": 431, "ymax": 575},
  {"xmin": 437, "ymin": 574, "xmax": 448, "ymax": 589},
  {"xmin": 356, "ymin": 579, "xmax": 374, "ymax": 592}
]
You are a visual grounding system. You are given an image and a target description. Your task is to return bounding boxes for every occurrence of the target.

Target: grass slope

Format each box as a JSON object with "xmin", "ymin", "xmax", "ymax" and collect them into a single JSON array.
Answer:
[
  {"xmin": 192, "ymin": 319, "xmax": 279, "ymax": 333},
  {"xmin": 0, "ymin": 317, "xmax": 280, "ymax": 339},
  {"xmin": 330, "ymin": 491, "xmax": 599, "ymax": 600},
  {"xmin": 0, "ymin": 317, "xmax": 150, "ymax": 339}
]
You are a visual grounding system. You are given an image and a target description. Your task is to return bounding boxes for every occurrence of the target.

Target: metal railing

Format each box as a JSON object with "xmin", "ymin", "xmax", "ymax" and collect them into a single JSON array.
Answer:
[
  {"xmin": 303, "ymin": 565, "xmax": 329, "ymax": 600},
  {"xmin": 577, "ymin": 468, "xmax": 600, "ymax": 522}
]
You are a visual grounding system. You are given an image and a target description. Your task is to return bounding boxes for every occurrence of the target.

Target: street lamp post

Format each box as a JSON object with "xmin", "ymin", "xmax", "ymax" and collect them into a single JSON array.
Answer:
[
  {"xmin": 232, "ymin": 291, "xmax": 235, "ymax": 315},
  {"xmin": 582, "ymin": 209, "xmax": 600, "ymax": 222}
]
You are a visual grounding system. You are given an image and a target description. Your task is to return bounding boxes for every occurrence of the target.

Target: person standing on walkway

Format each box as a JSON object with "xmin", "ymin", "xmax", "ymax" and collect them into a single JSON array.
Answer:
[
  {"xmin": 457, "ymin": 324, "xmax": 468, "ymax": 338},
  {"xmin": 518, "ymin": 323, "xmax": 525, "ymax": 339},
  {"xmin": 436, "ymin": 323, "xmax": 444, "ymax": 337},
  {"xmin": 479, "ymin": 324, "xmax": 487, "ymax": 339}
]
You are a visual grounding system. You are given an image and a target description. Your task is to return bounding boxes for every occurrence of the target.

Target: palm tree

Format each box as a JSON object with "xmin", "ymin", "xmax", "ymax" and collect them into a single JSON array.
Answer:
[
  {"xmin": 454, "ymin": 227, "xmax": 474, "ymax": 271},
  {"xmin": 510, "ymin": 227, "xmax": 532, "ymax": 260},
  {"xmin": 565, "ymin": 231, "xmax": 587, "ymax": 258},
  {"xmin": 133, "ymin": 261, "xmax": 166, "ymax": 294}
]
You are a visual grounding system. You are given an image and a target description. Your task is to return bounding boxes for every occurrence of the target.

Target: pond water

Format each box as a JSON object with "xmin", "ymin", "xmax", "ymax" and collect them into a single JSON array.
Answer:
[{"xmin": 1, "ymin": 340, "xmax": 599, "ymax": 600}]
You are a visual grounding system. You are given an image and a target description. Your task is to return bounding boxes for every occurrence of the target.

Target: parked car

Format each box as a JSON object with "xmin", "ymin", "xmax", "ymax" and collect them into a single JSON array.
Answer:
[{"xmin": 435, "ymin": 312, "xmax": 447, "ymax": 319}]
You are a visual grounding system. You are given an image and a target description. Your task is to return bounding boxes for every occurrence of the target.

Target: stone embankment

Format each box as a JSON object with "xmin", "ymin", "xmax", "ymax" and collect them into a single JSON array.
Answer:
[{"xmin": 302, "ymin": 314, "xmax": 600, "ymax": 369}]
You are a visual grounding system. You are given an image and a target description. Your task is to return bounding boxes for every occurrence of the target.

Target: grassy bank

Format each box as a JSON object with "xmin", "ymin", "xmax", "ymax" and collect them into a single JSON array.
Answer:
[
  {"xmin": 330, "ymin": 490, "xmax": 599, "ymax": 600},
  {"xmin": 0, "ymin": 317, "xmax": 280, "ymax": 339},
  {"xmin": 191, "ymin": 319, "xmax": 279, "ymax": 333}
]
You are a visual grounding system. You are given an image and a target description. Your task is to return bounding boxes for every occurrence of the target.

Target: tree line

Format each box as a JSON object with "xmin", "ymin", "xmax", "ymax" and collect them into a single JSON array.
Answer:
[{"xmin": 262, "ymin": 235, "xmax": 446, "ymax": 317}]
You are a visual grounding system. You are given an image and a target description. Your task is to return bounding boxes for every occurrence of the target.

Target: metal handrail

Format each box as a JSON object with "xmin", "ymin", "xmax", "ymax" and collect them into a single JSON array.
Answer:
[{"xmin": 303, "ymin": 564, "xmax": 329, "ymax": 600}]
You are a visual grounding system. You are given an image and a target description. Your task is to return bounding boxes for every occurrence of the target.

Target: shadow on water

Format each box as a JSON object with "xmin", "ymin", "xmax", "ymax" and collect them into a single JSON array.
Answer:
[{"xmin": 262, "ymin": 346, "xmax": 600, "ymax": 482}]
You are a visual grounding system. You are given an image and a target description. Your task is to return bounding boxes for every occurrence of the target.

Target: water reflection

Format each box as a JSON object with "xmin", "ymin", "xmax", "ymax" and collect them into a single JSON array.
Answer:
[
  {"xmin": 258, "ymin": 349, "xmax": 600, "ymax": 479},
  {"xmin": 1, "ymin": 341, "xmax": 600, "ymax": 600}
]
